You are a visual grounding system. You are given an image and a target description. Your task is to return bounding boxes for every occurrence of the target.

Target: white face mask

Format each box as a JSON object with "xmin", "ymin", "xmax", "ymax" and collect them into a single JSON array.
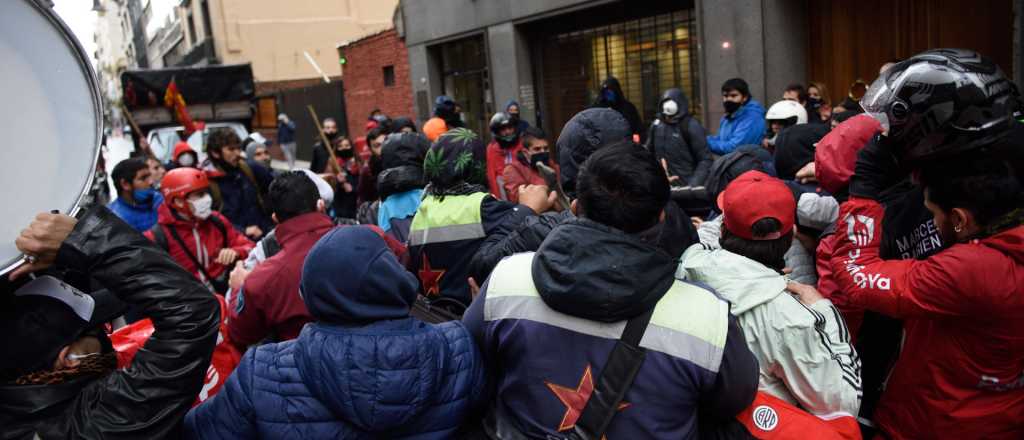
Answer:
[
  {"xmin": 662, "ymin": 100, "xmax": 679, "ymax": 117},
  {"xmin": 178, "ymin": 154, "xmax": 196, "ymax": 167},
  {"xmin": 188, "ymin": 194, "xmax": 213, "ymax": 220}
]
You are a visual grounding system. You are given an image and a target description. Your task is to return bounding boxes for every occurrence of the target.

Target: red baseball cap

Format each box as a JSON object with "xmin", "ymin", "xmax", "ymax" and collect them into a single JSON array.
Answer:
[{"xmin": 718, "ymin": 170, "xmax": 796, "ymax": 240}]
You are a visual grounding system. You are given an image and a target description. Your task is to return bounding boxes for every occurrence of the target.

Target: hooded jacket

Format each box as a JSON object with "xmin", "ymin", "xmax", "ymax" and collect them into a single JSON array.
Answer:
[
  {"xmin": 707, "ymin": 99, "xmax": 767, "ymax": 155},
  {"xmin": 829, "ymin": 199, "xmax": 1024, "ymax": 440},
  {"xmin": 184, "ymin": 226, "xmax": 485, "ymax": 439},
  {"xmin": 556, "ymin": 108, "xmax": 632, "ymax": 197},
  {"xmin": 592, "ymin": 76, "xmax": 644, "ymax": 141},
  {"xmin": 144, "ymin": 203, "xmax": 254, "ymax": 284},
  {"xmin": 773, "ymin": 123, "xmax": 829, "ymax": 181},
  {"xmin": 505, "ymin": 100, "xmax": 531, "ymax": 134},
  {"xmin": 646, "ymin": 88, "xmax": 712, "ymax": 186},
  {"xmin": 463, "ymin": 218, "xmax": 758, "ymax": 439},
  {"xmin": 0, "ymin": 207, "xmax": 219, "ymax": 440},
  {"xmin": 679, "ymin": 244, "xmax": 861, "ymax": 419}
]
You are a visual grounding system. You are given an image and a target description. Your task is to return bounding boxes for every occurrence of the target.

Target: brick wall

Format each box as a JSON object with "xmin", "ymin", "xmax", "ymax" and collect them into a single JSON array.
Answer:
[{"xmin": 340, "ymin": 28, "xmax": 415, "ymax": 140}]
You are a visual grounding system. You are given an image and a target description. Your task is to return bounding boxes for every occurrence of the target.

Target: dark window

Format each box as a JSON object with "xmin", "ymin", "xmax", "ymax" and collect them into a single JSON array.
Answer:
[
  {"xmin": 383, "ymin": 65, "xmax": 396, "ymax": 87},
  {"xmin": 200, "ymin": 0, "xmax": 213, "ymax": 42},
  {"xmin": 187, "ymin": 12, "xmax": 197, "ymax": 44}
]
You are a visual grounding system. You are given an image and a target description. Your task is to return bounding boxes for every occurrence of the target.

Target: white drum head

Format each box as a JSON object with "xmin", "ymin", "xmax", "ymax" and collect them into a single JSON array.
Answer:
[{"xmin": 0, "ymin": 1, "xmax": 102, "ymax": 275}]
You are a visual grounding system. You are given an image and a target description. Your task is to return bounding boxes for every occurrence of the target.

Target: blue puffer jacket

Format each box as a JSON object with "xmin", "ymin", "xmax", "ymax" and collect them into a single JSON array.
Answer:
[
  {"xmin": 706, "ymin": 99, "xmax": 767, "ymax": 155},
  {"xmin": 107, "ymin": 193, "xmax": 163, "ymax": 232},
  {"xmin": 185, "ymin": 226, "xmax": 486, "ymax": 439}
]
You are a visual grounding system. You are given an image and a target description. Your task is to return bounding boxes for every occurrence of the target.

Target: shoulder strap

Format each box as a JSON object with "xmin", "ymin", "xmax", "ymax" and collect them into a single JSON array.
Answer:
[
  {"xmin": 208, "ymin": 180, "xmax": 224, "ymax": 211},
  {"xmin": 164, "ymin": 223, "xmax": 216, "ymax": 282},
  {"xmin": 150, "ymin": 224, "xmax": 170, "ymax": 252},
  {"xmin": 570, "ymin": 306, "xmax": 656, "ymax": 440},
  {"xmin": 207, "ymin": 214, "xmax": 230, "ymax": 250},
  {"xmin": 237, "ymin": 161, "xmax": 267, "ymax": 210}
]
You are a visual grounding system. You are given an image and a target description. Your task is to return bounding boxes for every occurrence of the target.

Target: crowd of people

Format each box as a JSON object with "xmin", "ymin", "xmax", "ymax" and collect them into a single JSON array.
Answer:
[{"xmin": 2, "ymin": 48, "xmax": 1024, "ymax": 440}]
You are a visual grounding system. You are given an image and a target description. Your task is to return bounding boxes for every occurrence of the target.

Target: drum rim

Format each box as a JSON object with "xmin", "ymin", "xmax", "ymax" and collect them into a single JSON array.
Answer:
[{"xmin": 0, "ymin": 0, "xmax": 104, "ymax": 276}]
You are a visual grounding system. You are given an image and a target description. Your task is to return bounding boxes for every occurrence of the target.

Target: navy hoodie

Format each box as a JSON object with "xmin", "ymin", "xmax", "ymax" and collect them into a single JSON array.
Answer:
[{"xmin": 185, "ymin": 226, "xmax": 485, "ymax": 439}]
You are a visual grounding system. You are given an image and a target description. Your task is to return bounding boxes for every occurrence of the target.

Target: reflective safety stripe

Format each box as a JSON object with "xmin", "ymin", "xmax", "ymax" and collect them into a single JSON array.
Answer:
[
  {"xmin": 485, "ymin": 252, "xmax": 729, "ymax": 373},
  {"xmin": 409, "ymin": 193, "xmax": 487, "ymax": 246}
]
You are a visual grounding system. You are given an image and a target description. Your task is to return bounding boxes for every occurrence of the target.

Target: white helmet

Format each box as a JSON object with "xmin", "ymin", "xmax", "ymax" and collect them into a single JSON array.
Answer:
[{"xmin": 766, "ymin": 100, "xmax": 808, "ymax": 125}]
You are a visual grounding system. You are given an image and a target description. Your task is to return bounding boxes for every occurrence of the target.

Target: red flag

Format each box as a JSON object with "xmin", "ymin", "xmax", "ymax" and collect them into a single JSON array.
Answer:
[{"xmin": 164, "ymin": 78, "xmax": 197, "ymax": 136}]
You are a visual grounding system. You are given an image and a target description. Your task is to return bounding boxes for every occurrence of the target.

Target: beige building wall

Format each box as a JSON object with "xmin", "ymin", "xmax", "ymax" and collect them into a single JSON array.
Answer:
[{"xmin": 179, "ymin": 0, "xmax": 396, "ymax": 84}]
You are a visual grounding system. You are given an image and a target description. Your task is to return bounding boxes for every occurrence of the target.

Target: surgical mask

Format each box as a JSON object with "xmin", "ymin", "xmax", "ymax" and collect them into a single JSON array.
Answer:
[
  {"xmin": 723, "ymin": 100, "xmax": 742, "ymax": 114},
  {"xmin": 372, "ymin": 114, "xmax": 388, "ymax": 123},
  {"xmin": 531, "ymin": 152, "xmax": 550, "ymax": 167},
  {"xmin": 133, "ymin": 188, "xmax": 157, "ymax": 204},
  {"xmin": 338, "ymin": 149, "xmax": 354, "ymax": 159},
  {"xmin": 189, "ymin": 194, "xmax": 214, "ymax": 220},
  {"xmin": 178, "ymin": 154, "xmax": 196, "ymax": 167},
  {"xmin": 662, "ymin": 100, "xmax": 679, "ymax": 117}
]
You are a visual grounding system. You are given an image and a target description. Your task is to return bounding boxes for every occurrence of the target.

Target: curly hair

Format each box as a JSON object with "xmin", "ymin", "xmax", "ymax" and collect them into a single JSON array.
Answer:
[{"xmin": 205, "ymin": 129, "xmax": 241, "ymax": 155}]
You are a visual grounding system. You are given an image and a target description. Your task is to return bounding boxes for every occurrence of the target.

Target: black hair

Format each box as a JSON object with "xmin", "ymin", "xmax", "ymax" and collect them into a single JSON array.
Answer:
[
  {"xmin": 206, "ymin": 129, "xmax": 241, "ymax": 155},
  {"xmin": 784, "ymin": 83, "xmax": 808, "ymax": 102},
  {"xmin": 918, "ymin": 155, "xmax": 1023, "ymax": 230},
  {"xmin": 522, "ymin": 126, "xmax": 547, "ymax": 149},
  {"xmin": 269, "ymin": 171, "xmax": 320, "ymax": 223},
  {"xmin": 720, "ymin": 218, "xmax": 792, "ymax": 271},
  {"xmin": 576, "ymin": 141, "xmax": 669, "ymax": 233},
  {"xmin": 367, "ymin": 126, "xmax": 388, "ymax": 142},
  {"xmin": 722, "ymin": 78, "xmax": 751, "ymax": 98},
  {"xmin": 111, "ymin": 157, "xmax": 149, "ymax": 192}
]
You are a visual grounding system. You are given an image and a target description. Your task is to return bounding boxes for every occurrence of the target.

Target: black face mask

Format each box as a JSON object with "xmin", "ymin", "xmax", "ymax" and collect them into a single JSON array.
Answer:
[
  {"xmin": 723, "ymin": 100, "xmax": 742, "ymax": 114},
  {"xmin": 370, "ymin": 155, "xmax": 384, "ymax": 174},
  {"xmin": 807, "ymin": 97, "xmax": 823, "ymax": 110},
  {"xmin": 530, "ymin": 152, "xmax": 550, "ymax": 167},
  {"xmin": 496, "ymin": 134, "xmax": 519, "ymax": 149},
  {"xmin": 337, "ymin": 148, "xmax": 354, "ymax": 159},
  {"xmin": 509, "ymin": 113, "xmax": 520, "ymax": 123},
  {"xmin": 325, "ymin": 131, "xmax": 339, "ymax": 141}
]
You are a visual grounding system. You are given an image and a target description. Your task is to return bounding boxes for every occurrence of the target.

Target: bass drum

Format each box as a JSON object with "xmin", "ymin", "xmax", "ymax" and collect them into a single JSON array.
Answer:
[{"xmin": 0, "ymin": 1, "xmax": 102, "ymax": 275}]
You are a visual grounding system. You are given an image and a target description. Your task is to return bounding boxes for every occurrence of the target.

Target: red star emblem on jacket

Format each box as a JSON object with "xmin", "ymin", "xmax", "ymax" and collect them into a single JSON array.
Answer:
[
  {"xmin": 418, "ymin": 255, "xmax": 445, "ymax": 297},
  {"xmin": 545, "ymin": 364, "xmax": 630, "ymax": 434}
]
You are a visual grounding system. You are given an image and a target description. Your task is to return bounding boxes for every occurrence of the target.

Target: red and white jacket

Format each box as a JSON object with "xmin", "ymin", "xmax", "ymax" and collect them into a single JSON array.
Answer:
[{"xmin": 829, "ymin": 198, "xmax": 1024, "ymax": 440}]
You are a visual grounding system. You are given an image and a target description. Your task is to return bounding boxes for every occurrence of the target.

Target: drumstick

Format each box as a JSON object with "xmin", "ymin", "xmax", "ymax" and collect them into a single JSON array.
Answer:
[
  {"xmin": 306, "ymin": 105, "xmax": 343, "ymax": 177},
  {"xmin": 120, "ymin": 104, "xmax": 155, "ymax": 160}
]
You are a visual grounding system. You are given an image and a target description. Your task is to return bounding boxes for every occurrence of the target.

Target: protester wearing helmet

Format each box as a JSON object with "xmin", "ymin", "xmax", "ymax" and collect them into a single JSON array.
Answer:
[
  {"xmin": 145, "ymin": 168, "xmax": 254, "ymax": 294},
  {"xmin": 796, "ymin": 49, "xmax": 1024, "ymax": 440},
  {"xmin": 485, "ymin": 112, "xmax": 525, "ymax": 200},
  {"xmin": 763, "ymin": 99, "xmax": 808, "ymax": 150}
]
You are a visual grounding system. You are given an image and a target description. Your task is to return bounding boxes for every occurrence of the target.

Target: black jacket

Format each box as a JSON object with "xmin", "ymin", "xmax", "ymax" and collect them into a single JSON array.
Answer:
[
  {"xmin": 309, "ymin": 140, "xmax": 333, "ymax": 175},
  {"xmin": 469, "ymin": 200, "xmax": 698, "ymax": 283},
  {"xmin": 593, "ymin": 76, "xmax": 645, "ymax": 142},
  {"xmin": 773, "ymin": 123, "xmax": 829, "ymax": 181},
  {"xmin": 646, "ymin": 89, "xmax": 712, "ymax": 186},
  {"xmin": 0, "ymin": 207, "xmax": 220, "ymax": 439}
]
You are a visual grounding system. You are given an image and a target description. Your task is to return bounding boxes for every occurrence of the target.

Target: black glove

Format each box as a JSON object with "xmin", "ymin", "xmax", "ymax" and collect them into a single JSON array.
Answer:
[{"xmin": 848, "ymin": 135, "xmax": 908, "ymax": 200}]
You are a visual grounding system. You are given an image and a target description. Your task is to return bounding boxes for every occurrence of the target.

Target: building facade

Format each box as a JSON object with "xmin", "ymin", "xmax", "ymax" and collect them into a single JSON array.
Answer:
[
  {"xmin": 399, "ymin": 0, "xmax": 1019, "ymax": 141},
  {"xmin": 338, "ymin": 28, "xmax": 415, "ymax": 141}
]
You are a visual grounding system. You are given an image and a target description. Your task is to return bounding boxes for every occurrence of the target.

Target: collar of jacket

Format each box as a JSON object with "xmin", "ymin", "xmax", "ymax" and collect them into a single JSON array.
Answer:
[{"xmin": 274, "ymin": 212, "xmax": 334, "ymax": 248}]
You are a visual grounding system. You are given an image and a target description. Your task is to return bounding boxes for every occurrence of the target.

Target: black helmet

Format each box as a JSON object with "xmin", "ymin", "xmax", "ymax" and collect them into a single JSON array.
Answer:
[
  {"xmin": 489, "ymin": 112, "xmax": 518, "ymax": 147},
  {"xmin": 860, "ymin": 48, "xmax": 1020, "ymax": 162}
]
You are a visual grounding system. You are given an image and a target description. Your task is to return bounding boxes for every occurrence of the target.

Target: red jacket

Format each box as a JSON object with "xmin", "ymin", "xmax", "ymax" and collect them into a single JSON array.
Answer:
[
  {"xmin": 829, "ymin": 198, "xmax": 1024, "ymax": 440},
  {"xmin": 502, "ymin": 153, "xmax": 559, "ymax": 204},
  {"xmin": 486, "ymin": 139, "xmax": 523, "ymax": 200},
  {"xmin": 227, "ymin": 212, "xmax": 334, "ymax": 347},
  {"xmin": 145, "ymin": 203, "xmax": 253, "ymax": 284}
]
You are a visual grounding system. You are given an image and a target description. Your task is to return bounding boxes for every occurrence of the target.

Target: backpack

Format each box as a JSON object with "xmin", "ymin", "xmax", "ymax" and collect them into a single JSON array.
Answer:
[{"xmin": 209, "ymin": 161, "xmax": 266, "ymax": 212}]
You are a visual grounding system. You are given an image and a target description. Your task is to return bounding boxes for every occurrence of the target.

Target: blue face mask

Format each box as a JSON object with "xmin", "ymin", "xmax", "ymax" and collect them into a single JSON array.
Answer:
[
  {"xmin": 601, "ymin": 89, "xmax": 617, "ymax": 103},
  {"xmin": 133, "ymin": 188, "xmax": 157, "ymax": 204}
]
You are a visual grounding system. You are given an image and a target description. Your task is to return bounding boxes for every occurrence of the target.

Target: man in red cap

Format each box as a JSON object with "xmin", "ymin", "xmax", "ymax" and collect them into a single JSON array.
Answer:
[
  {"xmin": 145, "ymin": 167, "xmax": 254, "ymax": 293},
  {"xmin": 679, "ymin": 170, "xmax": 861, "ymax": 438}
]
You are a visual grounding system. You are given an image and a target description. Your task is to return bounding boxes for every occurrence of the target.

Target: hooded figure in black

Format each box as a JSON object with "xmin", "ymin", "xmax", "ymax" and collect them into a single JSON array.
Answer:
[
  {"xmin": 645, "ymin": 88, "xmax": 712, "ymax": 187},
  {"xmin": 593, "ymin": 76, "xmax": 644, "ymax": 142},
  {"xmin": 773, "ymin": 123, "xmax": 829, "ymax": 181}
]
